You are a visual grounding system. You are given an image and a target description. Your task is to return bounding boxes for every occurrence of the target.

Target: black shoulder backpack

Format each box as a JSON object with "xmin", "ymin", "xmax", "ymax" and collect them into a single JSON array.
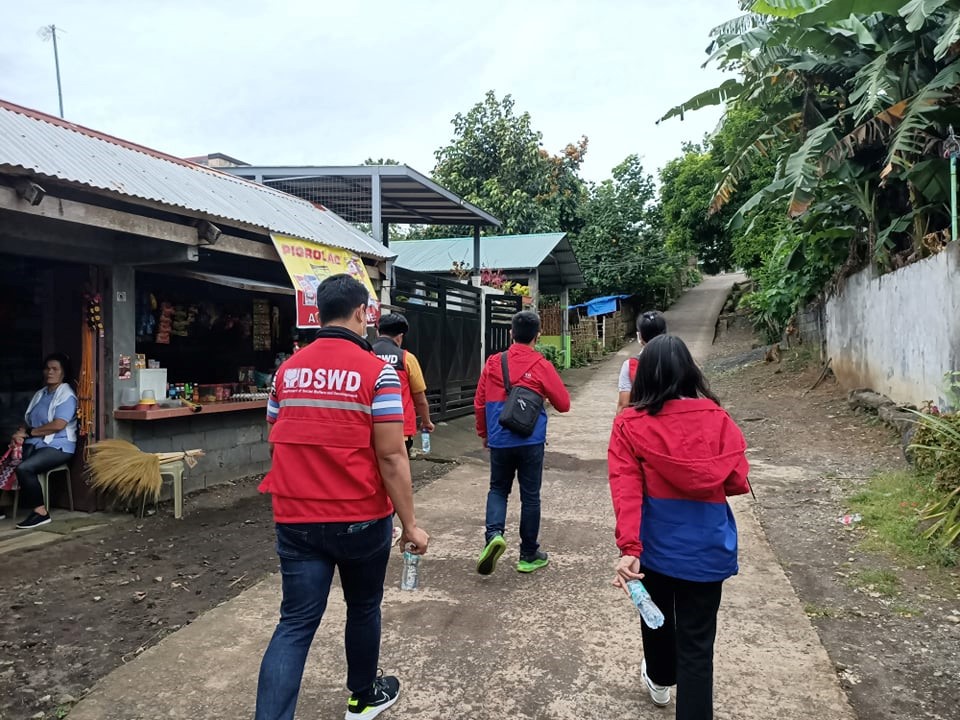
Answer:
[{"xmin": 498, "ymin": 352, "xmax": 545, "ymax": 437}]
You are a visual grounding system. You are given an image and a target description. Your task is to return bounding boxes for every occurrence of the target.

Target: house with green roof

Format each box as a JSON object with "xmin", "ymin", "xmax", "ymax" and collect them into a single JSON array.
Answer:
[
  {"xmin": 390, "ymin": 232, "xmax": 584, "ymax": 300},
  {"xmin": 391, "ymin": 233, "xmax": 584, "ymax": 367}
]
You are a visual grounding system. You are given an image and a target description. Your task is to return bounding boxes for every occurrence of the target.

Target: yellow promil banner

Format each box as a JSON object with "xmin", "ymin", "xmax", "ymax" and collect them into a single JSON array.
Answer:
[{"xmin": 270, "ymin": 234, "xmax": 380, "ymax": 328}]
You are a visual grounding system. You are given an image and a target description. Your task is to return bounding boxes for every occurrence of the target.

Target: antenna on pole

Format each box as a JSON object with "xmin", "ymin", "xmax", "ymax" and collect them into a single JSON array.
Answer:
[{"xmin": 38, "ymin": 24, "xmax": 64, "ymax": 119}]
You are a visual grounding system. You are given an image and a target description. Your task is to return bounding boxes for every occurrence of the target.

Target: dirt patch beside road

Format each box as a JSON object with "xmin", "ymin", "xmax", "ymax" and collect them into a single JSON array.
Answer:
[
  {"xmin": 707, "ymin": 322, "xmax": 960, "ymax": 720},
  {"xmin": 0, "ymin": 457, "xmax": 455, "ymax": 720}
]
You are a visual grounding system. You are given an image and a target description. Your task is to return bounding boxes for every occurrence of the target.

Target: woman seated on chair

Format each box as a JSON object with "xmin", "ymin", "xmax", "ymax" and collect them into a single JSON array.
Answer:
[{"xmin": 9, "ymin": 353, "xmax": 78, "ymax": 530}]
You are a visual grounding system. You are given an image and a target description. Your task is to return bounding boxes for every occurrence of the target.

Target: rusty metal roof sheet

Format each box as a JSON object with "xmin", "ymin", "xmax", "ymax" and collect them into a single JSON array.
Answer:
[{"xmin": 0, "ymin": 100, "xmax": 392, "ymax": 259}]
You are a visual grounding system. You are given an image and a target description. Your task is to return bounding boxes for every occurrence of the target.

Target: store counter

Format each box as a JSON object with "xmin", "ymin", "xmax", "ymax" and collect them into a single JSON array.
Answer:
[{"xmin": 114, "ymin": 399, "xmax": 268, "ymax": 421}]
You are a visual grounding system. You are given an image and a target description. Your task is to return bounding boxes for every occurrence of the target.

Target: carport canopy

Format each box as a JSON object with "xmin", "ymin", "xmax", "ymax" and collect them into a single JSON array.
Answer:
[{"xmin": 224, "ymin": 165, "xmax": 501, "ymax": 243}]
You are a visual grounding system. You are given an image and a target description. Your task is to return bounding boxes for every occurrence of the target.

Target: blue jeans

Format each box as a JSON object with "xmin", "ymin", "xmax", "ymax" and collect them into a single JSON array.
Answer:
[
  {"xmin": 484, "ymin": 444, "xmax": 545, "ymax": 558},
  {"xmin": 254, "ymin": 515, "xmax": 393, "ymax": 720}
]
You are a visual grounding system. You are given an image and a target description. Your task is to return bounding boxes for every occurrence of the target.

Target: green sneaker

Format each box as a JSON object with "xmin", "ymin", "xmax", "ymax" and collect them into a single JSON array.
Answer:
[
  {"xmin": 516, "ymin": 550, "xmax": 549, "ymax": 573},
  {"xmin": 476, "ymin": 534, "xmax": 507, "ymax": 575}
]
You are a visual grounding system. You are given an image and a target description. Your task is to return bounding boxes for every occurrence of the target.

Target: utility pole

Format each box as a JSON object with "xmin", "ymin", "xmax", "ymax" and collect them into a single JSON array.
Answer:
[
  {"xmin": 945, "ymin": 126, "xmax": 960, "ymax": 244},
  {"xmin": 38, "ymin": 24, "xmax": 64, "ymax": 119}
]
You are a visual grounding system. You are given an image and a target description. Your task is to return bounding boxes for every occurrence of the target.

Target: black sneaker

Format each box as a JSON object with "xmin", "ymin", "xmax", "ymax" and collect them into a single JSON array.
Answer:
[
  {"xmin": 345, "ymin": 675, "xmax": 400, "ymax": 719},
  {"xmin": 517, "ymin": 550, "xmax": 549, "ymax": 573},
  {"xmin": 16, "ymin": 512, "xmax": 51, "ymax": 530}
]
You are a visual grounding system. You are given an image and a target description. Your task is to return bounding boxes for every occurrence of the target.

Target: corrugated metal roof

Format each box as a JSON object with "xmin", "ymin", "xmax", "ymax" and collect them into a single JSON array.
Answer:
[
  {"xmin": 391, "ymin": 233, "xmax": 585, "ymax": 292},
  {"xmin": 227, "ymin": 165, "xmax": 502, "ymax": 227},
  {"xmin": 0, "ymin": 100, "xmax": 392, "ymax": 260}
]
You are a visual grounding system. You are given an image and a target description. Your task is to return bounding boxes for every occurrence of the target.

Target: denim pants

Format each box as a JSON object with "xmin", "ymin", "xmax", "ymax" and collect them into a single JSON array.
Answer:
[
  {"xmin": 254, "ymin": 515, "xmax": 393, "ymax": 720},
  {"xmin": 15, "ymin": 444, "xmax": 73, "ymax": 509},
  {"xmin": 484, "ymin": 443, "xmax": 545, "ymax": 558},
  {"xmin": 639, "ymin": 566, "xmax": 724, "ymax": 720}
]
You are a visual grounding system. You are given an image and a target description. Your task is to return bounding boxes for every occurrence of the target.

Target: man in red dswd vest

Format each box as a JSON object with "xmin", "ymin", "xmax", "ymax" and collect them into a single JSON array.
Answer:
[{"xmin": 256, "ymin": 274, "xmax": 430, "ymax": 720}]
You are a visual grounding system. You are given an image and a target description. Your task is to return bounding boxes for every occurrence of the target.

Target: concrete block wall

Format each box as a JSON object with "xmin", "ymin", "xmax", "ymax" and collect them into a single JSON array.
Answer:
[
  {"xmin": 129, "ymin": 409, "xmax": 270, "ymax": 496},
  {"xmin": 825, "ymin": 243, "xmax": 960, "ymax": 407},
  {"xmin": 796, "ymin": 301, "xmax": 823, "ymax": 346}
]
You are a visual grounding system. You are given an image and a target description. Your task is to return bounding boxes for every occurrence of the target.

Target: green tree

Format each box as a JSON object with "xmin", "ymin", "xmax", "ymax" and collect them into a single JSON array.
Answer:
[
  {"xmin": 657, "ymin": 106, "xmax": 785, "ymax": 275},
  {"xmin": 660, "ymin": 0, "xmax": 960, "ymax": 337},
  {"xmin": 575, "ymin": 155, "xmax": 686, "ymax": 304},
  {"xmin": 659, "ymin": 144, "xmax": 732, "ymax": 274},
  {"xmin": 432, "ymin": 91, "xmax": 588, "ymax": 236}
]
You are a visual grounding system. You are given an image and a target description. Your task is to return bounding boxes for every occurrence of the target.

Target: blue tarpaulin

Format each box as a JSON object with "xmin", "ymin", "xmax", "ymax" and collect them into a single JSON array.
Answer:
[{"xmin": 570, "ymin": 294, "xmax": 629, "ymax": 317}]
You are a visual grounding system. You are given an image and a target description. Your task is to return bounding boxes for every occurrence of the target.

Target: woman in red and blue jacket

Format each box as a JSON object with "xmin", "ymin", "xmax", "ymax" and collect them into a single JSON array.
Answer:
[{"xmin": 608, "ymin": 334, "xmax": 750, "ymax": 720}]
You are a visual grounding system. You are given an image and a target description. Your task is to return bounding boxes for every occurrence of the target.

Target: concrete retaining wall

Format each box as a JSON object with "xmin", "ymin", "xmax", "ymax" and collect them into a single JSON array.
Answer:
[
  {"xmin": 826, "ymin": 243, "xmax": 960, "ymax": 407},
  {"xmin": 130, "ymin": 408, "xmax": 270, "ymax": 495}
]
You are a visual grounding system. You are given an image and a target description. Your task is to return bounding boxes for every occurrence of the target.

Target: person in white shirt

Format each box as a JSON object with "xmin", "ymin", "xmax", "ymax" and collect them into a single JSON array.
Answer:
[{"xmin": 616, "ymin": 311, "xmax": 667, "ymax": 414}]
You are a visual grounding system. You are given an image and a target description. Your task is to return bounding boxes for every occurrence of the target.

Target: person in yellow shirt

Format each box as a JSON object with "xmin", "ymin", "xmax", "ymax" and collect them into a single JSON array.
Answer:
[{"xmin": 373, "ymin": 314, "xmax": 435, "ymax": 453}]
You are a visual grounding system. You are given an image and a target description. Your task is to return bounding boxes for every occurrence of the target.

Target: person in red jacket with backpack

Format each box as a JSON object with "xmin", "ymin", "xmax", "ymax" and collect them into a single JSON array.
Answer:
[
  {"xmin": 474, "ymin": 311, "xmax": 570, "ymax": 575},
  {"xmin": 608, "ymin": 334, "xmax": 750, "ymax": 720},
  {"xmin": 616, "ymin": 310, "xmax": 667, "ymax": 414}
]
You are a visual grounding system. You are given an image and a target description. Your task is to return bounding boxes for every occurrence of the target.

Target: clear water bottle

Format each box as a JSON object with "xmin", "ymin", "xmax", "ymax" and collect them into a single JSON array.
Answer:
[
  {"xmin": 421, "ymin": 430, "xmax": 431, "ymax": 454},
  {"xmin": 626, "ymin": 579, "xmax": 665, "ymax": 629},
  {"xmin": 400, "ymin": 543, "xmax": 420, "ymax": 591}
]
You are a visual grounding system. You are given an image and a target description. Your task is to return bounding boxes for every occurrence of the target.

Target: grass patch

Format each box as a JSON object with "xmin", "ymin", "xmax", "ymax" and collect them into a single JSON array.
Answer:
[
  {"xmin": 848, "ymin": 471, "xmax": 959, "ymax": 568},
  {"xmin": 891, "ymin": 604, "xmax": 923, "ymax": 618},
  {"xmin": 783, "ymin": 343, "xmax": 818, "ymax": 373},
  {"xmin": 851, "ymin": 568, "xmax": 901, "ymax": 597},
  {"xmin": 803, "ymin": 603, "xmax": 837, "ymax": 618}
]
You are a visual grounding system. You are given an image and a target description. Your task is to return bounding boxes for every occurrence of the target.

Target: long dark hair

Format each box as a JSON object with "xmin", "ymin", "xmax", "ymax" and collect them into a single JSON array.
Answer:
[{"xmin": 629, "ymin": 335, "xmax": 720, "ymax": 415}]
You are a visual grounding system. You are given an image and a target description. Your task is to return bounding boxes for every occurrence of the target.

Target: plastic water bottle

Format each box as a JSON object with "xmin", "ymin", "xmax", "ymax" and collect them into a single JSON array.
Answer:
[
  {"xmin": 421, "ymin": 430, "xmax": 431, "ymax": 454},
  {"xmin": 626, "ymin": 579, "xmax": 665, "ymax": 629},
  {"xmin": 400, "ymin": 543, "xmax": 420, "ymax": 590}
]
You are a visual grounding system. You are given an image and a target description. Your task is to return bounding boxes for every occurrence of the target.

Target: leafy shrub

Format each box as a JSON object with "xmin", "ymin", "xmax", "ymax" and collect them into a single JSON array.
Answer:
[
  {"xmin": 911, "ymin": 412, "xmax": 960, "ymax": 492},
  {"xmin": 569, "ymin": 347, "xmax": 590, "ymax": 368},
  {"xmin": 536, "ymin": 343, "xmax": 563, "ymax": 373},
  {"xmin": 909, "ymin": 411, "xmax": 960, "ymax": 547},
  {"xmin": 684, "ymin": 266, "xmax": 703, "ymax": 288}
]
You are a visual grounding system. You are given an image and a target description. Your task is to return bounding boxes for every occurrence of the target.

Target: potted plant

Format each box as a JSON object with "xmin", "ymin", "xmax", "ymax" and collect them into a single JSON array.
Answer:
[
  {"xmin": 480, "ymin": 268, "xmax": 508, "ymax": 290},
  {"xmin": 451, "ymin": 261, "xmax": 472, "ymax": 283}
]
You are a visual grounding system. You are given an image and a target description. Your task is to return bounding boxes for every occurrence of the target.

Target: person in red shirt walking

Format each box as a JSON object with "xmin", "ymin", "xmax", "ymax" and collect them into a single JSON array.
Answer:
[
  {"xmin": 474, "ymin": 311, "xmax": 571, "ymax": 575},
  {"xmin": 616, "ymin": 310, "xmax": 667, "ymax": 414},
  {"xmin": 256, "ymin": 274, "xmax": 430, "ymax": 720},
  {"xmin": 373, "ymin": 313, "xmax": 434, "ymax": 454},
  {"xmin": 608, "ymin": 335, "xmax": 750, "ymax": 719}
]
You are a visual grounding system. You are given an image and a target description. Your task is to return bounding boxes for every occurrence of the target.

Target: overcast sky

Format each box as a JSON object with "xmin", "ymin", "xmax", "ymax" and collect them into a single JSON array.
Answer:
[{"xmin": 0, "ymin": 1, "xmax": 736, "ymax": 184}]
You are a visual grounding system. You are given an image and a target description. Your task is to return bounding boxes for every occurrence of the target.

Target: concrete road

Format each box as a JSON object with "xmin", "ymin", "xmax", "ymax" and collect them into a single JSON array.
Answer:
[{"xmin": 69, "ymin": 275, "xmax": 854, "ymax": 720}]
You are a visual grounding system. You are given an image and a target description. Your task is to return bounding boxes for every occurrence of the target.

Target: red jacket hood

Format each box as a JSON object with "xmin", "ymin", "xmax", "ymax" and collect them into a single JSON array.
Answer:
[{"xmin": 619, "ymin": 399, "xmax": 748, "ymax": 500}]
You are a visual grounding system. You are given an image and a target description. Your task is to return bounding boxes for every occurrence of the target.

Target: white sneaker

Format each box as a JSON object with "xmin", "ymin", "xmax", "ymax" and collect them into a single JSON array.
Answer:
[{"xmin": 641, "ymin": 658, "xmax": 671, "ymax": 707}]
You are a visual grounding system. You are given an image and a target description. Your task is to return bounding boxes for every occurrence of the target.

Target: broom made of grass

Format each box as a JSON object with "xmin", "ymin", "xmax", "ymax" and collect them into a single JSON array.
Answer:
[{"xmin": 86, "ymin": 439, "xmax": 162, "ymax": 504}]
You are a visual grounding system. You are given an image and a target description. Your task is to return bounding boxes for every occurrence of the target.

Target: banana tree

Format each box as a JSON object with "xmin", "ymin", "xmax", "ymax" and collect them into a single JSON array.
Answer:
[{"xmin": 663, "ymin": 0, "xmax": 960, "ymax": 273}]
